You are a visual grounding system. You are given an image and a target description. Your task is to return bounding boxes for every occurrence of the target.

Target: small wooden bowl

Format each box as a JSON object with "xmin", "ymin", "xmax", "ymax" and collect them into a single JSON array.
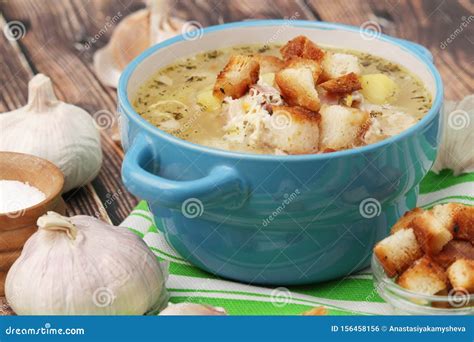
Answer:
[{"xmin": 0, "ymin": 152, "xmax": 65, "ymax": 295}]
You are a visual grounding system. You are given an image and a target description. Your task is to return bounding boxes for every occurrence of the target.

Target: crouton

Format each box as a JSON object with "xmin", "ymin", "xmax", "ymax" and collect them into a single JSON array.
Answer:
[
  {"xmin": 318, "ymin": 105, "xmax": 370, "ymax": 151},
  {"xmin": 213, "ymin": 55, "xmax": 260, "ymax": 100},
  {"xmin": 453, "ymin": 205, "xmax": 474, "ymax": 243},
  {"xmin": 284, "ymin": 57, "xmax": 322, "ymax": 81},
  {"xmin": 321, "ymin": 53, "xmax": 361, "ymax": 81},
  {"xmin": 412, "ymin": 211, "xmax": 454, "ymax": 255},
  {"xmin": 397, "ymin": 256, "xmax": 448, "ymax": 295},
  {"xmin": 254, "ymin": 55, "xmax": 284, "ymax": 74},
  {"xmin": 319, "ymin": 72, "xmax": 362, "ymax": 95},
  {"xmin": 275, "ymin": 66, "xmax": 320, "ymax": 111},
  {"xmin": 280, "ymin": 35, "xmax": 325, "ymax": 62},
  {"xmin": 447, "ymin": 259, "xmax": 474, "ymax": 292},
  {"xmin": 432, "ymin": 240, "xmax": 474, "ymax": 268},
  {"xmin": 374, "ymin": 228, "xmax": 423, "ymax": 277},
  {"xmin": 432, "ymin": 203, "xmax": 462, "ymax": 232},
  {"xmin": 266, "ymin": 105, "xmax": 320, "ymax": 154},
  {"xmin": 391, "ymin": 208, "xmax": 425, "ymax": 234}
]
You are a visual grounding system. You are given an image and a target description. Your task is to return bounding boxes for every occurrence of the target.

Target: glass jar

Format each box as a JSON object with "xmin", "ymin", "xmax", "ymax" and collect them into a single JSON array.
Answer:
[{"xmin": 371, "ymin": 254, "xmax": 474, "ymax": 315}]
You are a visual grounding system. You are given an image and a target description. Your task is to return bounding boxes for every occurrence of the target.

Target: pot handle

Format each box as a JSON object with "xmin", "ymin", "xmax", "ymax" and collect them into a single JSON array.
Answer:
[
  {"xmin": 122, "ymin": 134, "xmax": 248, "ymax": 208},
  {"xmin": 393, "ymin": 37, "xmax": 433, "ymax": 61}
]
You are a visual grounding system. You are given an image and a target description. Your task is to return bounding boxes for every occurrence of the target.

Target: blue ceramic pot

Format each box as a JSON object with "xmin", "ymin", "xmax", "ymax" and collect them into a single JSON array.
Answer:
[{"xmin": 119, "ymin": 20, "xmax": 443, "ymax": 285}]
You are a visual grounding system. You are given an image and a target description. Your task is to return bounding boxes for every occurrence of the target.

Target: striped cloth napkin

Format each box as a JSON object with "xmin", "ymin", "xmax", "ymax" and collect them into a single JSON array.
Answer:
[{"xmin": 120, "ymin": 169, "xmax": 474, "ymax": 315}]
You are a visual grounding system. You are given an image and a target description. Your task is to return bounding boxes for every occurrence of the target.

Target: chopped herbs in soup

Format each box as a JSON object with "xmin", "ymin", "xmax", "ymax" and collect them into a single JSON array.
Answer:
[{"xmin": 133, "ymin": 35, "xmax": 432, "ymax": 155}]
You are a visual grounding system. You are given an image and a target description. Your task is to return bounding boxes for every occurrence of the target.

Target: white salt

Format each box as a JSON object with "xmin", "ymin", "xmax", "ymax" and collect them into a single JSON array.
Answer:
[{"xmin": 0, "ymin": 180, "xmax": 46, "ymax": 214}]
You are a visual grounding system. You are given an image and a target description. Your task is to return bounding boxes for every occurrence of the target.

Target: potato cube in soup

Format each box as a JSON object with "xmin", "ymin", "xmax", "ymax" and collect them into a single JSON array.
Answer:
[
  {"xmin": 360, "ymin": 74, "xmax": 399, "ymax": 104},
  {"xmin": 197, "ymin": 89, "xmax": 222, "ymax": 112}
]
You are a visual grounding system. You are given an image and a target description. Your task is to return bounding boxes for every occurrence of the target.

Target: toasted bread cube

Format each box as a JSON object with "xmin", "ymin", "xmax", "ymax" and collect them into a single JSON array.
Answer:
[
  {"xmin": 432, "ymin": 240, "xmax": 474, "ymax": 268},
  {"xmin": 432, "ymin": 203, "xmax": 462, "ymax": 232},
  {"xmin": 391, "ymin": 208, "xmax": 425, "ymax": 234},
  {"xmin": 412, "ymin": 211, "xmax": 454, "ymax": 255},
  {"xmin": 259, "ymin": 73, "xmax": 276, "ymax": 87},
  {"xmin": 448, "ymin": 259, "xmax": 474, "ymax": 292},
  {"xmin": 213, "ymin": 55, "xmax": 260, "ymax": 100},
  {"xmin": 284, "ymin": 57, "xmax": 322, "ymax": 81},
  {"xmin": 374, "ymin": 228, "xmax": 423, "ymax": 277},
  {"xmin": 397, "ymin": 256, "xmax": 448, "ymax": 295},
  {"xmin": 319, "ymin": 105, "xmax": 369, "ymax": 151},
  {"xmin": 454, "ymin": 205, "xmax": 474, "ymax": 243},
  {"xmin": 275, "ymin": 67, "xmax": 320, "ymax": 111},
  {"xmin": 319, "ymin": 72, "xmax": 362, "ymax": 95},
  {"xmin": 267, "ymin": 105, "xmax": 320, "ymax": 154},
  {"xmin": 321, "ymin": 53, "xmax": 361, "ymax": 81},
  {"xmin": 254, "ymin": 55, "xmax": 284, "ymax": 74},
  {"xmin": 280, "ymin": 35, "xmax": 325, "ymax": 62}
]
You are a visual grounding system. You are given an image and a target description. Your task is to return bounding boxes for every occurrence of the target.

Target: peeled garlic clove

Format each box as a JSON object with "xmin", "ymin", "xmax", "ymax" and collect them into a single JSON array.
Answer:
[
  {"xmin": 0, "ymin": 74, "xmax": 102, "ymax": 192},
  {"xmin": 6, "ymin": 212, "xmax": 169, "ymax": 315},
  {"xmin": 159, "ymin": 303, "xmax": 227, "ymax": 316},
  {"xmin": 432, "ymin": 95, "xmax": 474, "ymax": 175},
  {"xmin": 93, "ymin": 4, "xmax": 184, "ymax": 88}
]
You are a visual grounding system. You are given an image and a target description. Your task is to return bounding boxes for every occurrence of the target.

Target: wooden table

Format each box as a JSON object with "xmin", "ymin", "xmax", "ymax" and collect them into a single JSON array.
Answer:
[{"xmin": 0, "ymin": 0, "xmax": 472, "ymax": 314}]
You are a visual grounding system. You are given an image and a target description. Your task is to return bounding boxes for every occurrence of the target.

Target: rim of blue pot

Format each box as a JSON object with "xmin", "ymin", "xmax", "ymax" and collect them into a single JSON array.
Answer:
[{"xmin": 118, "ymin": 19, "xmax": 444, "ymax": 161}]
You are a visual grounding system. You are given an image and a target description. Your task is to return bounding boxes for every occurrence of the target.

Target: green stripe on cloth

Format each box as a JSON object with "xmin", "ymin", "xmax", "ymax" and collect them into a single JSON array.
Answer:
[
  {"xmin": 420, "ymin": 170, "xmax": 474, "ymax": 193},
  {"xmin": 120, "ymin": 169, "xmax": 474, "ymax": 315}
]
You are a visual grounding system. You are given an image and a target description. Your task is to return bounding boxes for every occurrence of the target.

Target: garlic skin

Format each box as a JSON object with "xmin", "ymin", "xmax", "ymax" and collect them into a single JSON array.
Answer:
[
  {"xmin": 93, "ymin": 0, "xmax": 184, "ymax": 88},
  {"xmin": 159, "ymin": 303, "xmax": 227, "ymax": 316},
  {"xmin": 6, "ymin": 212, "xmax": 168, "ymax": 315},
  {"xmin": 432, "ymin": 95, "xmax": 474, "ymax": 175},
  {"xmin": 0, "ymin": 74, "xmax": 102, "ymax": 192}
]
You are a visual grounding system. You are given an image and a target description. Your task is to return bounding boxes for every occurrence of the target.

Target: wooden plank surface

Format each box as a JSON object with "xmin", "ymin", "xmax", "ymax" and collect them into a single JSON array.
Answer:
[{"xmin": 0, "ymin": 0, "xmax": 472, "ymax": 315}]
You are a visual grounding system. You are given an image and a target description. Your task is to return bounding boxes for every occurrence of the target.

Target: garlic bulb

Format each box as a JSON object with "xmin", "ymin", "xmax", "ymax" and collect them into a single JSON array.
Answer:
[
  {"xmin": 93, "ymin": 0, "xmax": 184, "ymax": 88},
  {"xmin": 159, "ymin": 303, "xmax": 227, "ymax": 316},
  {"xmin": 432, "ymin": 95, "xmax": 474, "ymax": 175},
  {"xmin": 0, "ymin": 74, "xmax": 102, "ymax": 192},
  {"xmin": 5, "ymin": 212, "xmax": 168, "ymax": 315}
]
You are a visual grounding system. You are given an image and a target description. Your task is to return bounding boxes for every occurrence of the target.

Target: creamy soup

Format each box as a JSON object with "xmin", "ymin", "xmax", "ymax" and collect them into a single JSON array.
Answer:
[{"xmin": 133, "ymin": 38, "xmax": 432, "ymax": 155}]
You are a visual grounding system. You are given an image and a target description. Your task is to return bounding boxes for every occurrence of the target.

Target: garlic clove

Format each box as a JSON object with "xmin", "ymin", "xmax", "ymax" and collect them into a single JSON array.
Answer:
[
  {"xmin": 159, "ymin": 302, "xmax": 227, "ymax": 316},
  {"xmin": 0, "ymin": 74, "xmax": 103, "ymax": 192},
  {"xmin": 432, "ymin": 95, "xmax": 474, "ymax": 175},
  {"xmin": 93, "ymin": 3, "xmax": 184, "ymax": 89},
  {"xmin": 37, "ymin": 211, "xmax": 78, "ymax": 240}
]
